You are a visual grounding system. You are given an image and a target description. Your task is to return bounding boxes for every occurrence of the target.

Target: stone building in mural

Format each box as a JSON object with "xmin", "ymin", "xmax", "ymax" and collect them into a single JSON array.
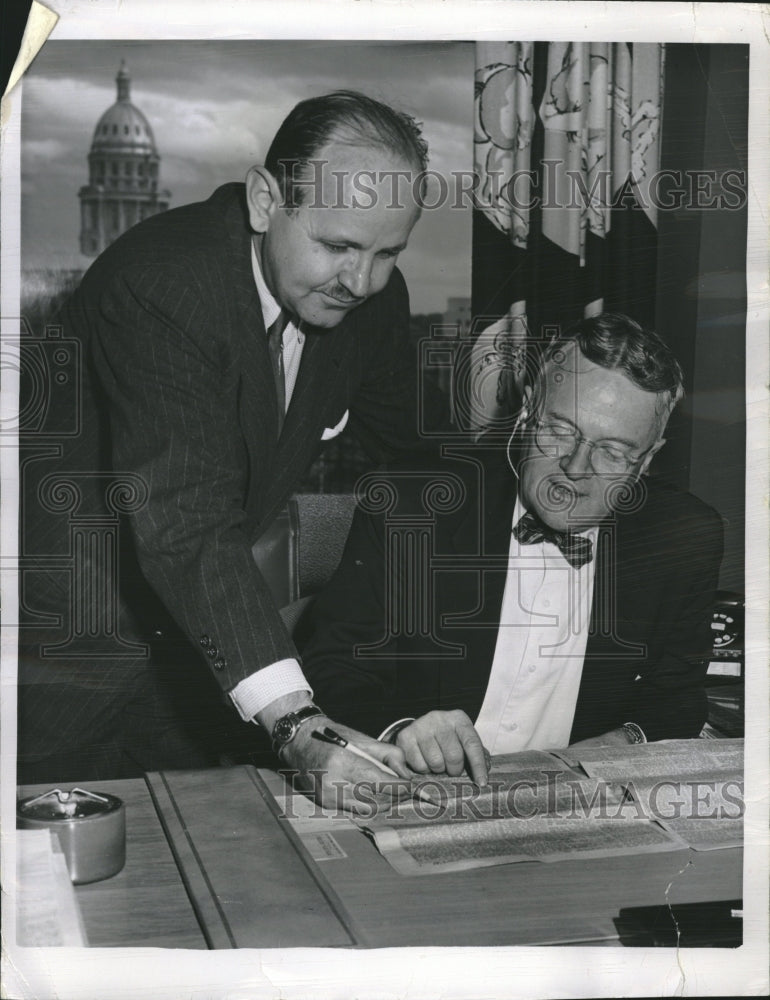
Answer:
[{"xmin": 78, "ymin": 61, "xmax": 170, "ymax": 256}]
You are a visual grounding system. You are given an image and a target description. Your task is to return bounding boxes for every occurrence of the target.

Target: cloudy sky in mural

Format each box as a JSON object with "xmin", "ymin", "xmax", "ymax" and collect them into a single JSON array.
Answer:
[{"xmin": 21, "ymin": 40, "xmax": 473, "ymax": 314}]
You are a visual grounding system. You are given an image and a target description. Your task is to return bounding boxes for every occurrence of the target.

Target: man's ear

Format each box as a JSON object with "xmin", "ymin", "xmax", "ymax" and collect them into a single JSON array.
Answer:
[
  {"xmin": 637, "ymin": 437, "xmax": 666, "ymax": 477},
  {"xmin": 245, "ymin": 165, "xmax": 282, "ymax": 233}
]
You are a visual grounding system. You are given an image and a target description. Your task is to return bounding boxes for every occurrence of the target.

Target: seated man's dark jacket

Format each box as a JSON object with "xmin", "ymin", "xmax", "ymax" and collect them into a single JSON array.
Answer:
[
  {"xmin": 19, "ymin": 183, "xmax": 442, "ymax": 762},
  {"xmin": 300, "ymin": 445, "xmax": 723, "ymax": 744}
]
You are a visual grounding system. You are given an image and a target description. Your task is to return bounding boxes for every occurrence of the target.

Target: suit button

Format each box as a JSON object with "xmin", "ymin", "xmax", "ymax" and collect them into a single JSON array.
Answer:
[
  {"xmin": 206, "ymin": 646, "xmax": 219, "ymax": 658},
  {"xmin": 213, "ymin": 658, "xmax": 226, "ymax": 671},
  {"xmin": 153, "ymin": 629, "xmax": 164, "ymax": 638},
  {"xmin": 199, "ymin": 635, "xmax": 211, "ymax": 647}
]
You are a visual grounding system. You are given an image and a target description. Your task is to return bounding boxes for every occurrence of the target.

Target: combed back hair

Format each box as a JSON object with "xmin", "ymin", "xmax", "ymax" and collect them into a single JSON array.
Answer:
[
  {"xmin": 532, "ymin": 312, "xmax": 685, "ymax": 427},
  {"xmin": 264, "ymin": 90, "xmax": 429, "ymax": 208}
]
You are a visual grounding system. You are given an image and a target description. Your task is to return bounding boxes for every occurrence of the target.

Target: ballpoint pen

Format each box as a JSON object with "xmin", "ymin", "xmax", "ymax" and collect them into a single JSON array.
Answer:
[
  {"xmin": 312, "ymin": 727, "xmax": 437, "ymax": 803},
  {"xmin": 312, "ymin": 726, "xmax": 401, "ymax": 776}
]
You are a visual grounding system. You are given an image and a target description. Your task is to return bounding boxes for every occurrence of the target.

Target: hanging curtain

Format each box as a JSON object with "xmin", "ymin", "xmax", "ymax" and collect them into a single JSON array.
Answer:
[{"xmin": 465, "ymin": 41, "xmax": 664, "ymax": 434}]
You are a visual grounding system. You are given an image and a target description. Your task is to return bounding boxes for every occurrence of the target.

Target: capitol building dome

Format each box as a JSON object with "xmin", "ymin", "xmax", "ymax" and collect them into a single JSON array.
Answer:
[
  {"xmin": 91, "ymin": 64, "xmax": 157, "ymax": 156},
  {"xmin": 78, "ymin": 62, "xmax": 171, "ymax": 256}
]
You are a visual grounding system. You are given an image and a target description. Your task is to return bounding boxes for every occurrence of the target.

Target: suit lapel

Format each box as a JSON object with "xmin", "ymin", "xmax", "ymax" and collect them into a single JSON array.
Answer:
[
  {"xmin": 260, "ymin": 323, "xmax": 349, "ymax": 526},
  {"xmin": 219, "ymin": 188, "xmax": 354, "ymax": 532},
  {"xmin": 571, "ymin": 497, "xmax": 655, "ymax": 740},
  {"xmin": 220, "ymin": 192, "xmax": 282, "ymax": 531},
  {"xmin": 585, "ymin": 505, "xmax": 649, "ymax": 663}
]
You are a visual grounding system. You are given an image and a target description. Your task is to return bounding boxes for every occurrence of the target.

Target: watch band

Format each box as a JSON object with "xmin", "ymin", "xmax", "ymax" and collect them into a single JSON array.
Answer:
[
  {"xmin": 621, "ymin": 722, "xmax": 647, "ymax": 745},
  {"xmin": 378, "ymin": 718, "xmax": 416, "ymax": 744},
  {"xmin": 271, "ymin": 704, "xmax": 324, "ymax": 755}
]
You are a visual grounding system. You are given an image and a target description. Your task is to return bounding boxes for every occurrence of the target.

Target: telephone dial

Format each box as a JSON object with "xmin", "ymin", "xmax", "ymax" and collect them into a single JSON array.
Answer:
[{"xmin": 707, "ymin": 591, "xmax": 744, "ymax": 681}]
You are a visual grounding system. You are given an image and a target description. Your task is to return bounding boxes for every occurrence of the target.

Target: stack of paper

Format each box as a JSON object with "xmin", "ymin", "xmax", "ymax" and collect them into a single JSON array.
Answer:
[{"xmin": 15, "ymin": 829, "xmax": 88, "ymax": 946}]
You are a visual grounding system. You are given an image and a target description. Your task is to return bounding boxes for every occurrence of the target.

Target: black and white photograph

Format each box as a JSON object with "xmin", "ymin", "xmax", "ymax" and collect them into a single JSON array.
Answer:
[{"xmin": 1, "ymin": 2, "xmax": 768, "ymax": 998}]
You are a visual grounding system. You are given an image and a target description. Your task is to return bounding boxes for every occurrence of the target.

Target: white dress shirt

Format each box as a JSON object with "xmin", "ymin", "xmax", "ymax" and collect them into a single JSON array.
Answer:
[
  {"xmin": 229, "ymin": 239, "xmax": 312, "ymax": 722},
  {"xmin": 473, "ymin": 498, "xmax": 599, "ymax": 752}
]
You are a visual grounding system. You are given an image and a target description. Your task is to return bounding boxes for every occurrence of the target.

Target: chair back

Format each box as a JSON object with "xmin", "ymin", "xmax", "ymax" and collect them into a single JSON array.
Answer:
[
  {"xmin": 252, "ymin": 493, "xmax": 358, "ymax": 611},
  {"xmin": 287, "ymin": 493, "xmax": 358, "ymax": 599}
]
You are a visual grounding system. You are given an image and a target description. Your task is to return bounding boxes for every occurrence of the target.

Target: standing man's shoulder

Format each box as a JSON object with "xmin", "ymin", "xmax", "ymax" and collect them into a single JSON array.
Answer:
[
  {"xmin": 81, "ymin": 183, "xmax": 250, "ymax": 285},
  {"xmin": 69, "ymin": 184, "xmax": 254, "ymax": 368}
]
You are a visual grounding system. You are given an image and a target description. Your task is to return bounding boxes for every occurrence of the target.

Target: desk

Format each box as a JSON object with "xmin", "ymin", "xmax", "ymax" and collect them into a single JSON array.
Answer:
[
  {"xmin": 18, "ymin": 766, "xmax": 743, "ymax": 949},
  {"xmin": 18, "ymin": 778, "xmax": 206, "ymax": 949},
  {"xmin": 149, "ymin": 767, "xmax": 743, "ymax": 949}
]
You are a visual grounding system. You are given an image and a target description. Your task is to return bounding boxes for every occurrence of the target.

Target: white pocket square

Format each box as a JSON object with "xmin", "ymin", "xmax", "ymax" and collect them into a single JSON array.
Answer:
[{"xmin": 321, "ymin": 409, "xmax": 349, "ymax": 440}]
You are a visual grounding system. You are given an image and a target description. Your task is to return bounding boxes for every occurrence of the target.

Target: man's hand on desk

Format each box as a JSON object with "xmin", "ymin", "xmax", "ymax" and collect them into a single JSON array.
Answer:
[
  {"xmin": 393, "ymin": 710, "xmax": 489, "ymax": 786},
  {"xmin": 283, "ymin": 719, "xmax": 420, "ymax": 813},
  {"xmin": 255, "ymin": 692, "xmax": 417, "ymax": 814}
]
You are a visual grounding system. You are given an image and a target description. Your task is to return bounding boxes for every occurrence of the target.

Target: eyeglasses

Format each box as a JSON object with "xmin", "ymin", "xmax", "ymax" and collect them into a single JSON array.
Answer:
[{"xmin": 531, "ymin": 420, "xmax": 650, "ymax": 475}]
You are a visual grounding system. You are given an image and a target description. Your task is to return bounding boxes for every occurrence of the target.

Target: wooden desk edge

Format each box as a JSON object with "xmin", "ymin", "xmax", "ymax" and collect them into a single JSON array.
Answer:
[
  {"xmin": 146, "ymin": 766, "xmax": 370, "ymax": 949},
  {"xmin": 144, "ymin": 771, "xmax": 229, "ymax": 949}
]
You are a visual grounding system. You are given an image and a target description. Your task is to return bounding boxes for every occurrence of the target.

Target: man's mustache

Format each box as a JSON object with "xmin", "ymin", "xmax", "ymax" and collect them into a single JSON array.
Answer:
[{"xmin": 321, "ymin": 285, "xmax": 366, "ymax": 305}]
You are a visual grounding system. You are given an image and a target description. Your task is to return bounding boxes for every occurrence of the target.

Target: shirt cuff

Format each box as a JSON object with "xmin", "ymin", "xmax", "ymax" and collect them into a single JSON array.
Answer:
[
  {"xmin": 229, "ymin": 659, "xmax": 312, "ymax": 723},
  {"xmin": 378, "ymin": 718, "xmax": 416, "ymax": 743}
]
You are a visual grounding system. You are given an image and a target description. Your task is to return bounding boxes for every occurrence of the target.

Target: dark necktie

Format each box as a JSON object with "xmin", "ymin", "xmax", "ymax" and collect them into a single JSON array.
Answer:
[
  {"xmin": 513, "ymin": 510, "xmax": 593, "ymax": 569},
  {"xmin": 267, "ymin": 311, "xmax": 287, "ymax": 433}
]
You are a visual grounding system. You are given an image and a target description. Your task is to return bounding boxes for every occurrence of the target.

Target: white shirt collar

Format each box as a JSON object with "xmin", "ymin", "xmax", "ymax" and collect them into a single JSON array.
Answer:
[{"xmin": 250, "ymin": 236, "xmax": 282, "ymax": 332}]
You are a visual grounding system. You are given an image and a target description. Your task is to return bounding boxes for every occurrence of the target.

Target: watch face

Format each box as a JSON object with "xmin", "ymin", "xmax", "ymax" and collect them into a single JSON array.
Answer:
[{"xmin": 273, "ymin": 716, "xmax": 296, "ymax": 746}]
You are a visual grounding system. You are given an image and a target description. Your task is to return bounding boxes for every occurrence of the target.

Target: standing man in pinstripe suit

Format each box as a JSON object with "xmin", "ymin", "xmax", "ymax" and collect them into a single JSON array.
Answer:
[{"xmin": 19, "ymin": 91, "xmax": 440, "ymax": 807}]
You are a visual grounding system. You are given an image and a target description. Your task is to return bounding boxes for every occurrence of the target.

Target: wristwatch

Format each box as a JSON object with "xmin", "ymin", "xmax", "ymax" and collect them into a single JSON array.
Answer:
[
  {"xmin": 621, "ymin": 722, "xmax": 647, "ymax": 745},
  {"xmin": 271, "ymin": 704, "xmax": 324, "ymax": 756}
]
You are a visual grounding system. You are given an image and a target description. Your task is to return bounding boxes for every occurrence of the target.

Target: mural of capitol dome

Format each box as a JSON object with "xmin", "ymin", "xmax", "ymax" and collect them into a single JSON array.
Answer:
[{"xmin": 78, "ymin": 61, "xmax": 171, "ymax": 256}]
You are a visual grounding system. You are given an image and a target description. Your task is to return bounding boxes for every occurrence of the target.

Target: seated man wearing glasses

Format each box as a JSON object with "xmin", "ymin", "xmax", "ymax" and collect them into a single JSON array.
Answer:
[{"xmin": 298, "ymin": 312, "xmax": 723, "ymax": 785}]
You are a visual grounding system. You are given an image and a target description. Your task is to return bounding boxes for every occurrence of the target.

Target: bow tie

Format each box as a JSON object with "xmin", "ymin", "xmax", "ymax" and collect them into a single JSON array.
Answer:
[{"xmin": 513, "ymin": 510, "xmax": 593, "ymax": 569}]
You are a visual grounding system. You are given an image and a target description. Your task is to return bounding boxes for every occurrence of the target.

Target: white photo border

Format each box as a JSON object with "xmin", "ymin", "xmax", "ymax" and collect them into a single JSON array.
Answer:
[{"xmin": 2, "ymin": 2, "xmax": 768, "ymax": 998}]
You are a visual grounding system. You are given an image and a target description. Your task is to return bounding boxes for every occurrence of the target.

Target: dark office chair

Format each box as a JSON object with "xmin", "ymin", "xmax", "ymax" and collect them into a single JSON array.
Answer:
[{"xmin": 251, "ymin": 493, "xmax": 358, "ymax": 635}]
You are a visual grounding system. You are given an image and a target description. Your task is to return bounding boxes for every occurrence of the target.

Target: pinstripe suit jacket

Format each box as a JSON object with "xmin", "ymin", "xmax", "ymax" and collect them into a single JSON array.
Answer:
[{"xmin": 21, "ymin": 183, "xmax": 434, "ymax": 706}]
